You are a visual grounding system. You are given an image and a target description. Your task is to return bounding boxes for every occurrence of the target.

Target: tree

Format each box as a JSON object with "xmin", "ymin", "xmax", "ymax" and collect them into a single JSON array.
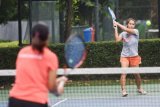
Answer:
[
  {"xmin": 0, "ymin": 0, "xmax": 29, "ymax": 24},
  {"xmin": 78, "ymin": 0, "xmax": 95, "ymax": 26},
  {"xmin": 0, "ymin": 0, "xmax": 17, "ymax": 24},
  {"xmin": 150, "ymin": 0, "xmax": 158, "ymax": 28},
  {"xmin": 64, "ymin": 0, "xmax": 73, "ymax": 41},
  {"xmin": 58, "ymin": 0, "xmax": 95, "ymax": 41},
  {"xmin": 58, "ymin": 0, "xmax": 110, "ymax": 41},
  {"xmin": 118, "ymin": 0, "xmax": 151, "ymax": 20}
]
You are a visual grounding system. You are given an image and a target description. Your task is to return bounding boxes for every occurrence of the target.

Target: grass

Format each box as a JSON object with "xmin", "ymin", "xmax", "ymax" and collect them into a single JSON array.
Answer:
[
  {"xmin": 0, "ymin": 41, "xmax": 63, "ymax": 48},
  {"xmin": 0, "ymin": 41, "xmax": 19, "ymax": 47}
]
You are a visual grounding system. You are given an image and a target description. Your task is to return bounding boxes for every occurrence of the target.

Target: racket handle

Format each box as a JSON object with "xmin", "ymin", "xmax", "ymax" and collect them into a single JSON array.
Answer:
[
  {"xmin": 113, "ymin": 20, "xmax": 117, "ymax": 29},
  {"xmin": 114, "ymin": 25, "xmax": 117, "ymax": 30}
]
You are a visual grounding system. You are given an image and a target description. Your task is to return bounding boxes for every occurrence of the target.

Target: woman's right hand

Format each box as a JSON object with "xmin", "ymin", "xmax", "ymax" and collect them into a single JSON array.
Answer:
[
  {"xmin": 56, "ymin": 76, "xmax": 68, "ymax": 96},
  {"xmin": 57, "ymin": 76, "xmax": 68, "ymax": 83}
]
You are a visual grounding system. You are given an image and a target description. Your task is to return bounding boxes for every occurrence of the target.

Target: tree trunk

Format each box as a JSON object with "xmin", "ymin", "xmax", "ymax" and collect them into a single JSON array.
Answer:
[
  {"xmin": 158, "ymin": 0, "xmax": 160, "ymax": 37},
  {"xmin": 89, "ymin": 9, "xmax": 93, "ymax": 26},
  {"xmin": 150, "ymin": 0, "xmax": 158, "ymax": 26},
  {"xmin": 64, "ymin": 0, "xmax": 72, "ymax": 41},
  {"xmin": 59, "ymin": 11, "xmax": 65, "ymax": 42}
]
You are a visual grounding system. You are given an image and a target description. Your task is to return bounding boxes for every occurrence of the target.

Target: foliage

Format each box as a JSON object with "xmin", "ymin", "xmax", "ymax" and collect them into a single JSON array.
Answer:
[
  {"xmin": 0, "ymin": 39, "xmax": 160, "ymax": 69},
  {"xmin": 0, "ymin": 0, "xmax": 17, "ymax": 24},
  {"xmin": 0, "ymin": 0, "xmax": 29, "ymax": 24}
]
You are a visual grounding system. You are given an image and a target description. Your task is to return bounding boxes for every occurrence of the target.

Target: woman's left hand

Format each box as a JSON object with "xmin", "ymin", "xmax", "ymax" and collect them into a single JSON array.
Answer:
[
  {"xmin": 113, "ymin": 20, "xmax": 117, "ymax": 26},
  {"xmin": 114, "ymin": 21, "xmax": 127, "ymax": 31}
]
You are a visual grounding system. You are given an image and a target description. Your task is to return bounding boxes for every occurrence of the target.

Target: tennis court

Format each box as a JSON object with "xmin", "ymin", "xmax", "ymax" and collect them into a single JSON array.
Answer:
[
  {"xmin": 0, "ymin": 0, "xmax": 160, "ymax": 107},
  {"xmin": 0, "ymin": 68, "xmax": 160, "ymax": 107}
]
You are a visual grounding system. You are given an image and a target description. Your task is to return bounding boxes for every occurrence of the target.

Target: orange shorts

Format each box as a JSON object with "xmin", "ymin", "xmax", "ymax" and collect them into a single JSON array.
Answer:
[{"xmin": 120, "ymin": 56, "xmax": 141, "ymax": 66}]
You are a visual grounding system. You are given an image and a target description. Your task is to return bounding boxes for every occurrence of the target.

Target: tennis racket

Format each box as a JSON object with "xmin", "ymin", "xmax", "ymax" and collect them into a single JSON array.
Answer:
[
  {"xmin": 64, "ymin": 33, "xmax": 86, "ymax": 74},
  {"xmin": 108, "ymin": 7, "xmax": 116, "ymax": 21},
  {"xmin": 108, "ymin": 7, "xmax": 117, "ymax": 28},
  {"xmin": 50, "ymin": 34, "xmax": 86, "ymax": 97}
]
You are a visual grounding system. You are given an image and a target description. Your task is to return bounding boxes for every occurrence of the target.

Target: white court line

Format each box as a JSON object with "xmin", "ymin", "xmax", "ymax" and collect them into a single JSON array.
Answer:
[{"xmin": 51, "ymin": 98, "xmax": 68, "ymax": 107}]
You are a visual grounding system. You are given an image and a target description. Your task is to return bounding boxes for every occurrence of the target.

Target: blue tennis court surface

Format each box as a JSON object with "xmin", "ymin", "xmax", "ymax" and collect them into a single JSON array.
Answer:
[
  {"xmin": 1, "ymin": 94, "xmax": 159, "ymax": 107},
  {"xmin": 1, "ymin": 68, "xmax": 160, "ymax": 107},
  {"xmin": 49, "ymin": 96, "xmax": 160, "ymax": 107},
  {"xmin": 48, "ymin": 84, "xmax": 160, "ymax": 107}
]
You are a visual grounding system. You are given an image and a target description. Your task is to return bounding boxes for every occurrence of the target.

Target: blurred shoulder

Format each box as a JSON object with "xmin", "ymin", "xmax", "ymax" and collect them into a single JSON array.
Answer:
[
  {"xmin": 44, "ymin": 47, "xmax": 58, "ymax": 58},
  {"xmin": 19, "ymin": 45, "xmax": 32, "ymax": 53},
  {"xmin": 133, "ymin": 29, "xmax": 139, "ymax": 35},
  {"xmin": 120, "ymin": 31, "xmax": 127, "ymax": 37}
]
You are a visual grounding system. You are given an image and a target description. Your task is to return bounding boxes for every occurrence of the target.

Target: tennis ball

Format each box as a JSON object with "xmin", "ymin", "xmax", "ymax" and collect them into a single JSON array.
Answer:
[
  {"xmin": 146, "ymin": 20, "xmax": 151, "ymax": 26},
  {"xmin": 69, "ymin": 59, "xmax": 73, "ymax": 64}
]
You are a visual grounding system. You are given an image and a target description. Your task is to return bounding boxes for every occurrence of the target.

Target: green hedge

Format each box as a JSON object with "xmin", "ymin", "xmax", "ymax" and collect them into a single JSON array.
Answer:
[
  {"xmin": 0, "ymin": 39, "xmax": 160, "ymax": 69},
  {"xmin": 0, "ymin": 39, "xmax": 160, "ymax": 84},
  {"xmin": 83, "ymin": 39, "xmax": 160, "ymax": 67}
]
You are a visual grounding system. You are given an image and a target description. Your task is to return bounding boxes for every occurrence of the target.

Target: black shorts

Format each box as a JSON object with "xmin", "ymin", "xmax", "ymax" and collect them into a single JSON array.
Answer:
[{"xmin": 8, "ymin": 97, "xmax": 48, "ymax": 107}]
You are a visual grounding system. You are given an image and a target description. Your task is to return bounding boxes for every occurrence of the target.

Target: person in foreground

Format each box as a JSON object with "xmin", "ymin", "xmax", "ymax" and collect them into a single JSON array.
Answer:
[
  {"xmin": 8, "ymin": 23, "xmax": 68, "ymax": 107},
  {"xmin": 113, "ymin": 18, "xmax": 147, "ymax": 97}
]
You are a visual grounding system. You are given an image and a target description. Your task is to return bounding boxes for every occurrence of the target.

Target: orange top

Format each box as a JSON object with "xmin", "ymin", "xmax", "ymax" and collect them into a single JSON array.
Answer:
[{"xmin": 9, "ymin": 46, "xmax": 58, "ymax": 104}]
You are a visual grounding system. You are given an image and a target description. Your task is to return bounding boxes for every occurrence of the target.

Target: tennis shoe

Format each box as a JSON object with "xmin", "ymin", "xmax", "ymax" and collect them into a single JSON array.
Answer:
[
  {"xmin": 137, "ymin": 89, "xmax": 147, "ymax": 95},
  {"xmin": 122, "ymin": 89, "xmax": 128, "ymax": 97}
]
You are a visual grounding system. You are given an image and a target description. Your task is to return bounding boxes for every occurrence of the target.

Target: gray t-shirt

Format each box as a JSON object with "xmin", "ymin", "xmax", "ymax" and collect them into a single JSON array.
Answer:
[{"xmin": 120, "ymin": 29, "xmax": 139, "ymax": 57}]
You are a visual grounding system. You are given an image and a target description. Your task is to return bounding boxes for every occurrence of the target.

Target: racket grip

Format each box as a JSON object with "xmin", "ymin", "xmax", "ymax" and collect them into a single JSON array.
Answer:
[
  {"xmin": 113, "ymin": 20, "xmax": 117, "ymax": 29},
  {"xmin": 114, "ymin": 26, "xmax": 117, "ymax": 30}
]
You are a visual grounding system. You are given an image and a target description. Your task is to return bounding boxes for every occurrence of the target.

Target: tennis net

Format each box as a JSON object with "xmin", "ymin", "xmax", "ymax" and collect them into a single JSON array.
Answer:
[{"xmin": 0, "ymin": 67, "xmax": 160, "ymax": 107}]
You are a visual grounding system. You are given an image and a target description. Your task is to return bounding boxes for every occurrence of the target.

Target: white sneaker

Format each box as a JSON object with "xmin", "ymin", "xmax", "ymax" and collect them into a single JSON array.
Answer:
[
  {"xmin": 122, "ymin": 90, "xmax": 128, "ymax": 97},
  {"xmin": 137, "ymin": 89, "xmax": 147, "ymax": 95}
]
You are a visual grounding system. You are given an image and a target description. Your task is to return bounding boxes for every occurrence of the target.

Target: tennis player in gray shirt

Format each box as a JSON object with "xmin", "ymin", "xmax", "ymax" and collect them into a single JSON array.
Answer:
[{"xmin": 113, "ymin": 18, "xmax": 147, "ymax": 97}]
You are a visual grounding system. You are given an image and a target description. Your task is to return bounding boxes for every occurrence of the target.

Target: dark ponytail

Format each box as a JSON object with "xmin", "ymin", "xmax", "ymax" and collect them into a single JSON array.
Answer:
[{"xmin": 31, "ymin": 23, "xmax": 49, "ymax": 52}]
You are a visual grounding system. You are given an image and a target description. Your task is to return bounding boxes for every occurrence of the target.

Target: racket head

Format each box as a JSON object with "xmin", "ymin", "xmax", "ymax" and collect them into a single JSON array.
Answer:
[
  {"xmin": 64, "ymin": 34, "xmax": 86, "ymax": 68},
  {"xmin": 108, "ymin": 7, "xmax": 116, "ymax": 20}
]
